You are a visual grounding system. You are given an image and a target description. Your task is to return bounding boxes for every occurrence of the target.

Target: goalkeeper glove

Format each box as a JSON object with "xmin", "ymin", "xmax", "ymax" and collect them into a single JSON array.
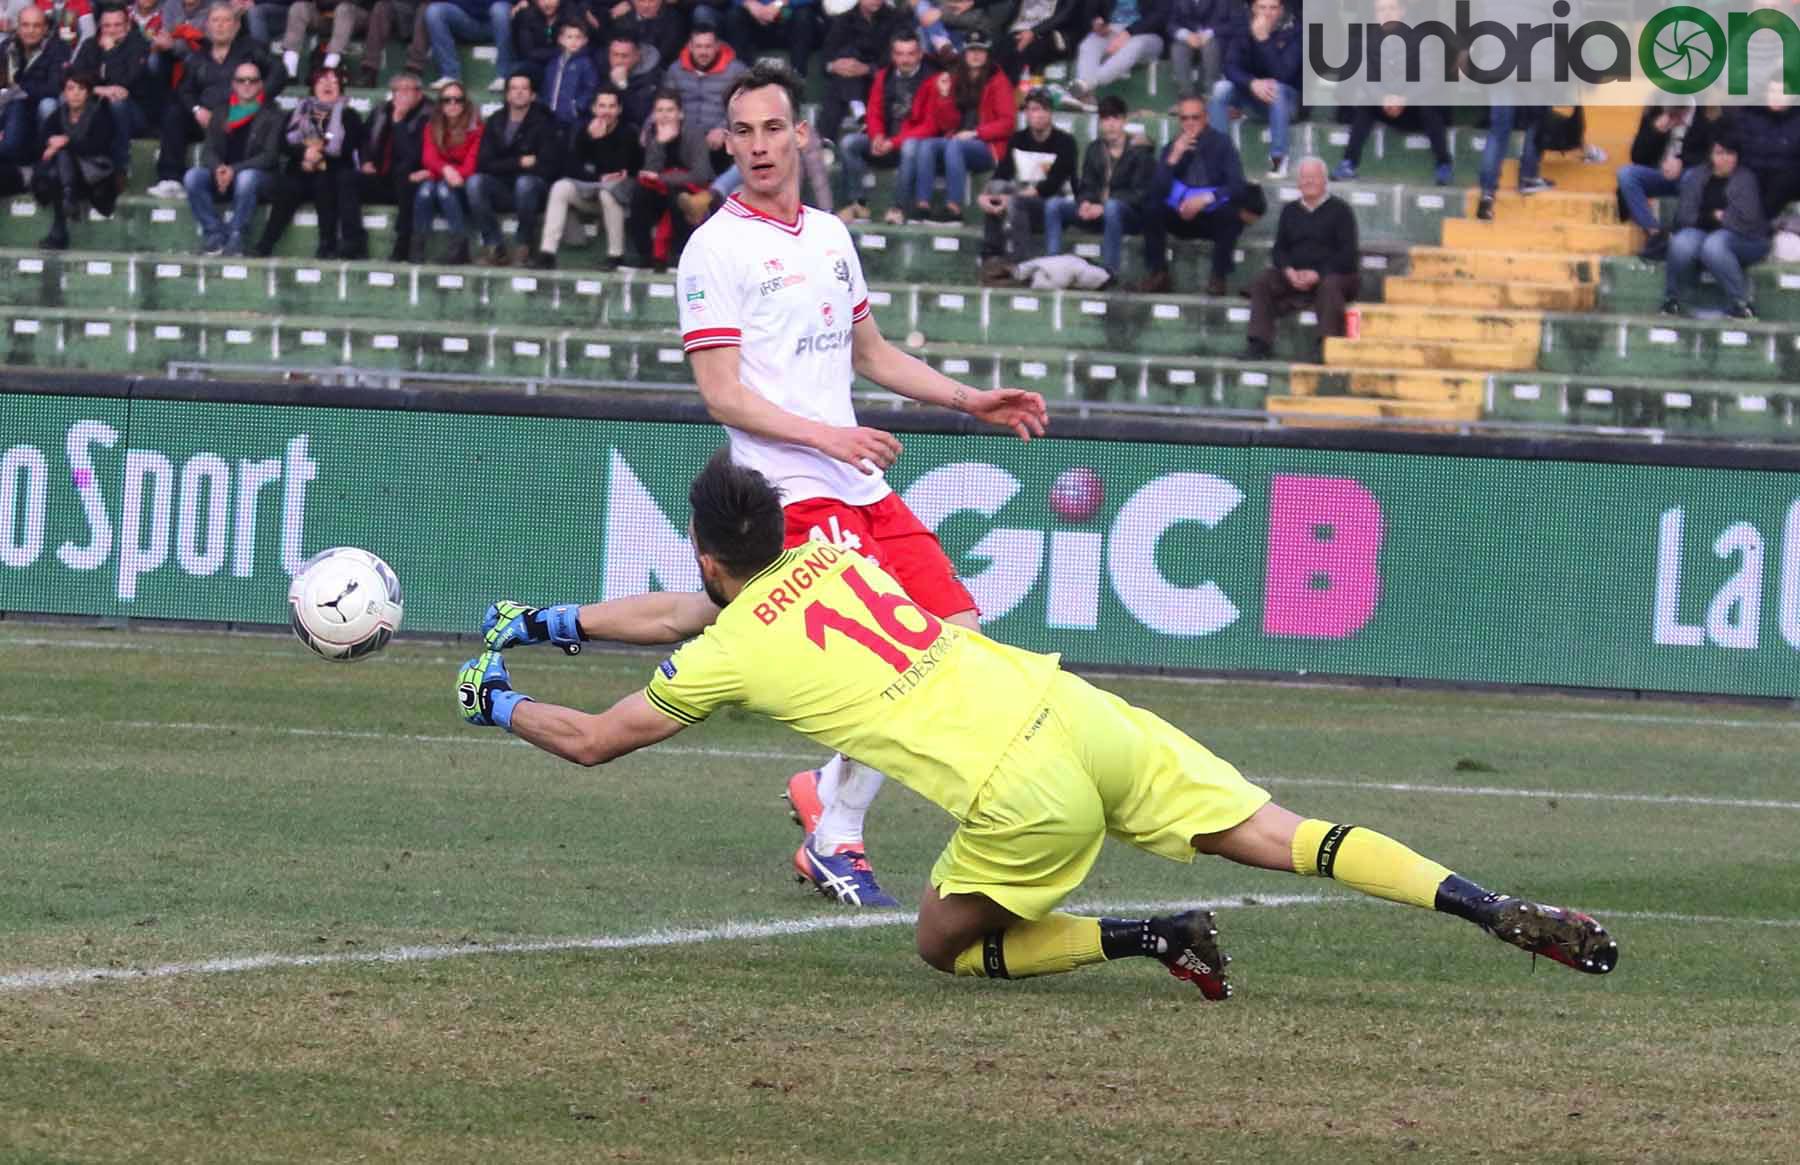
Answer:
[
  {"xmin": 456, "ymin": 651, "xmax": 532, "ymax": 731},
  {"xmin": 483, "ymin": 600, "xmax": 585, "ymax": 654}
]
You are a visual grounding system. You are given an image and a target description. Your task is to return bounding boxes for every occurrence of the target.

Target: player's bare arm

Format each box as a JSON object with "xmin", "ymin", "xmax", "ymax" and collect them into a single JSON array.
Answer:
[
  {"xmin": 511, "ymin": 690, "xmax": 687, "ymax": 766},
  {"xmin": 690, "ymin": 345, "xmax": 903, "ymax": 473},
  {"xmin": 577, "ymin": 591, "xmax": 721, "ymax": 644},
  {"xmin": 849, "ymin": 316, "xmax": 1049, "ymax": 441}
]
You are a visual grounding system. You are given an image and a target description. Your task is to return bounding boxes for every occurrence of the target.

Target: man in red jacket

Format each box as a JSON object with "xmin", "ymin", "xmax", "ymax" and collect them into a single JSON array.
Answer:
[{"xmin": 831, "ymin": 28, "xmax": 933, "ymax": 223}]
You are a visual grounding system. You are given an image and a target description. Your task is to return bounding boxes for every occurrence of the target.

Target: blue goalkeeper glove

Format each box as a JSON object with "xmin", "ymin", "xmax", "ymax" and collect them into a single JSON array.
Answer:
[
  {"xmin": 483, "ymin": 600, "xmax": 585, "ymax": 655},
  {"xmin": 456, "ymin": 651, "xmax": 532, "ymax": 731}
]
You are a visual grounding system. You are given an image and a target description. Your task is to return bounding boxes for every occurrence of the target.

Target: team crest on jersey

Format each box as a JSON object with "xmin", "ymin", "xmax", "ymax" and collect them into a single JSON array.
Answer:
[
  {"xmin": 821, "ymin": 302, "xmax": 834, "ymax": 326},
  {"xmin": 763, "ymin": 258, "xmax": 784, "ymax": 275}
]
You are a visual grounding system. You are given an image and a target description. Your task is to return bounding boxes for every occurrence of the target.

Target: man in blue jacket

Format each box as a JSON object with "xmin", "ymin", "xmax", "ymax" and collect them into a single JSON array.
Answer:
[
  {"xmin": 1208, "ymin": 0, "xmax": 1298, "ymax": 180},
  {"xmin": 1130, "ymin": 93, "xmax": 1249, "ymax": 295}
]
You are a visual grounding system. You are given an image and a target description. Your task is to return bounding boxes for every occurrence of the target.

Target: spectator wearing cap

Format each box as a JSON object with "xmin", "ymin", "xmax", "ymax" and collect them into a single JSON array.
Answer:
[
  {"xmin": 816, "ymin": 0, "xmax": 900, "ymax": 146},
  {"xmin": 833, "ymin": 27, "xmax": 931, "ymax": 222},
  {"xmin": 1131, "ymin": 91, "xmax": 1248, "ymax": 295},
  {"xmin": 993, "ymin": 0, "xmax": 1082, "ymax": 81},
  {"xmin": 1068, "ymin": 0, "xmax": 1166, "ymax": 105},
  {"xmin": 0, "ymin": 5, "xmax": 72, "ymax": 168},
  {"xmin": 180, "ymin": 55, "xmax": 284, "ymax": 254},
  {"xmin": 977, "ymin": 86, "xmax": 1075, "ymax": 269},
  {"xmin": 1239, "ymin": 156, "xmax": 1358, "ymax": 361},
  {"xmin": 1209, "ymin": 0, "xmax": 1300, "ymax": 180},
  {"xmin": 70, "ymin": 4, "xmax": 152, "ymax": 175},
  {"xmin": 662, "ymin": 22, "xmax": 744, "ymax": 175},
  {"xmin": 146, "ymin": 4, "xmax": 286, "ymax": 197},
  {"xmin": 409, "ymin": 76, "xmax": 481, "ymax": 262},
  {"xmin": 600, "ymin": 31, "xmax": 657, "ymax": 128},
  {"xmin": 251, "ymin": 62, "xmax": 367, "ymax": 257},
  {"xmin": 31, "ymin": 70, "xmax": 119, "ymax": 250},
  {"xmin": 541, "ymin": 19, "xmax": 600, "ymax": 123},
  {"xmin": 1043, "ymin": 92, "xmax": 1152, "ymax": 276},
  {"xmin": 357, "ymin": 67, "xmax": 432, "ymax": 261},
  {"xmin": 466, "ymin": 68, "xmax": 557, "ymax": 264},
  {"xmin": 1617, "ymin": 99, "xmax": 1719, "ymax": 261},
  {"xmin": 534, "ymin": 82, "xmax": 641, "ymax": 266},
  {"xmin": 1729, "ymin": 77, "xmax": 1800, "ymax": 219},
  {"xmin": 1661, "ymin": 133, "xmax": 1770, "ymax": 321},
  {"xmin": 905, "ymin": 30, "xmax": 1013, "ymax": 223},
  {"xmin": 721, "ymin": 0, "xmax": 819, "ymax": 76}
]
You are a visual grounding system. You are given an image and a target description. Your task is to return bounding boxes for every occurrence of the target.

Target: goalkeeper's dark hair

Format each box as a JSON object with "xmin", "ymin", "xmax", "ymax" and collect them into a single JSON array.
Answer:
[
  {"xmin": 723, "ymin": 59, "xmax": 806, "ymax": 125},
  {"xmin": 689, "ymin": 448, "xmax": 786, "ymax": 577}
]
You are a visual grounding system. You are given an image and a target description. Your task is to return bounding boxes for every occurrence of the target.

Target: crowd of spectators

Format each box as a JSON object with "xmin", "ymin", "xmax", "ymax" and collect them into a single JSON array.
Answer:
[{"xmin": 2, "ymin": 0, "xmax": 1797, "ymax": 339}]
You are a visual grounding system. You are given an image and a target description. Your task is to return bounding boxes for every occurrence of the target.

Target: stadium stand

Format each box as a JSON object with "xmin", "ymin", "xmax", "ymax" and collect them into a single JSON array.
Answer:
[{"xmin": 0, "ymin": 16, "xmax": 1796, "ymax": 440}]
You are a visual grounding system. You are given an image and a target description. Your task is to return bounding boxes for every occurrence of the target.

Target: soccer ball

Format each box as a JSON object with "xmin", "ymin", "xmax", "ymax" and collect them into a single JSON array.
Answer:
[{"xmin": 288, "ymin": 547, "xmax": 405, "ymax": 661}]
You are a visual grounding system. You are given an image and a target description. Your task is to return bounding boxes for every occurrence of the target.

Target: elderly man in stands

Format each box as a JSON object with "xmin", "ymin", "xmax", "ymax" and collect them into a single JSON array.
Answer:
[
  {"xmin": 1131, "ymin": 92, "xmax": 1248, "ymax": 295},
  {"xmin": 0, "ymin": 5, "xmax": 73, "ymax": 169},
  {"xmin": 1617, "ymin": 99, "xmax": 1720, "ymax": 260},
  {"xmin": 180, "ymin": 55, "xmax": 284, "ymax": 254},
  {"xmin": 146, "ymin": 3, "xmax": 285, "ymax": 197},
  {"xmin": 1239, "ymin": 156, "xmax": 1359, "ymax": 361},
  {"xmin": 1660, "ymin": 132, "xmax": 1770, "ymax": 321}
]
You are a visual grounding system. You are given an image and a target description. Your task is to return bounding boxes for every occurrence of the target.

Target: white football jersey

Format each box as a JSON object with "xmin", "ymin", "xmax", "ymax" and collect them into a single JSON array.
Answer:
[{"xmin": 677, "ymin": 195, "xmax": 887, "ymax": 506}]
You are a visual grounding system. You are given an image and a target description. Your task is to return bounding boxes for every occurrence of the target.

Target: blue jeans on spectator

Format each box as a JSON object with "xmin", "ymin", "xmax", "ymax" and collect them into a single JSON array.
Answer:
[
  {"xmin": 1210, "ymin": 79, "xmax": 1298, "ymax": 162},
  {"xmin": 915, "ymin": 137, "xmax": 991, "ymax": 207},
  {"xmin": 425, "ymin": 0, "xmax": 515, "ymax": 81},
  {"xmin": 248, "ymin": 1, "xmax": 291, "ymax": 44},
  {"xmin": 0, "ymin": 97, "xmax": 36, "ymax": 165},
  {"xmin": 1617, "ymin": 163, "xmax": 1681, "ymax": 231},
  {"xmin": 414, "ymin": 178, "xmax": 470, "ymax": 235},
  {"xmin": 466, "ymin": 171, "xmax": 547, "ymax": 248},
  {"xmin": 1044, "ymin": 195, "xmax": 1141, "ymax": 274},
  {"xmin": 834, "ymin": 132, "xmax": 904, "ymax": 207},
  {"xmin": 1664, "ymin": 227, "xmax": 1770, "ymax": 306},
  {"xmin": 183, "ymin": 165, "xmax": 271, "ymax": 248},
  {"xmin": 1479, "ymin": 104, "xmax": 1543, "ymax": 195},
  {"xmin": 108, "ymin": 98, "xmax": 146, "ymax": 174}
]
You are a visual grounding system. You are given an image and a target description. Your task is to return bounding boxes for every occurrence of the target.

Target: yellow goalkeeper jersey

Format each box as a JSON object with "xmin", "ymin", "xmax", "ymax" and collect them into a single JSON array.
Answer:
[{"xmin": 644, "ymin": 544, "xmax": 1061, "ymax": 821}]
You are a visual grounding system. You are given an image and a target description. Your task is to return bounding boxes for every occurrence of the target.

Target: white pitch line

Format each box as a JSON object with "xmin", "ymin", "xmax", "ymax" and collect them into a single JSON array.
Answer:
[
  {"xmin": 0, "ymin": 894, "xmax": 1335, "ymax": 996},
  {"xmin": 1261, "ymin": 775, "xmax": 1800, "ymax": 812}
]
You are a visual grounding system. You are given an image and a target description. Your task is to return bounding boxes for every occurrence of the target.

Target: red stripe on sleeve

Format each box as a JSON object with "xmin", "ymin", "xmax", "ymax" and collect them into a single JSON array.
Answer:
[
  {"xmin": 850, "ymin": 299, "xmax": 870, "ymax": 321},
  {"xmin": 682, "ymin": 327, "xmax": 742, "ymax": 351}
]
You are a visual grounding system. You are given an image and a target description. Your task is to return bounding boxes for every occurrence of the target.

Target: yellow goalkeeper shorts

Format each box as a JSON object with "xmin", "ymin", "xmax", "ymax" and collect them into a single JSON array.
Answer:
[{"xmin": 930, "ymin": 669, "xmax": 1270, "ymax": 921}]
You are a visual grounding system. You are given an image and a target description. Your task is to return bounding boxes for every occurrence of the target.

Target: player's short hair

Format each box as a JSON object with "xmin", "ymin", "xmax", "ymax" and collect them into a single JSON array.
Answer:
[
  {"xmin": 689, "ymin": 449, "xmax": 785, "ymax": 577},
  {"xmin": 724, "ymin": 59, "xmax": 805, "ymax": 124}
]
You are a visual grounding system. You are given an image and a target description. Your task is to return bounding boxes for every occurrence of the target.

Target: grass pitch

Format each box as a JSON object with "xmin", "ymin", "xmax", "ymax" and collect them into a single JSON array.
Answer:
[{"xmin": 2, "ymin": 625, "xmax": 1797, "ymax": 1163}]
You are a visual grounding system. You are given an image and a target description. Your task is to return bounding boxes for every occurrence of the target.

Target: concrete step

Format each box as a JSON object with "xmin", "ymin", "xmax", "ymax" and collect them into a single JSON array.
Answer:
[
  {"xmin": 1499, "ymin": 157, "xmax": 1622, "ymax": 195},
  {"xmin": 1440, "ymin": 217, "xmax": 1643, "ymax": 254},
  {"xmin": 1355, "ymin": 305, "xmax": 1545, "ymax": 346},
  {"xmin": 1324, "ymin": 336, "xmax": 1539, "ymax": 371},
  {"xmin": 1290, "ymin": 366, "xmax": 1486, "ymax": 404},
  {"xmin": 1383, "ymin": 276, "xmax": 1597, "ymax": 312},
  {"xmin": 1464, "ymin": 189, "xmax": 1621, "ymax": 224},
  {"xmin": 1407, "ymin": 246, "xmax": 1603, "ymax": 284}
]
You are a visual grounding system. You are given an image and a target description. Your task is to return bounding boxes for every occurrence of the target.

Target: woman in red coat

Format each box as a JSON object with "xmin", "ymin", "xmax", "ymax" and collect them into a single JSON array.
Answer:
[
  {"xmin": 408, "ymin": 80, "xmax": 483, "ymax": 263},
  {"xmin": 903, "ymin": 31, "xmax": 1016, "ymax": 223}
]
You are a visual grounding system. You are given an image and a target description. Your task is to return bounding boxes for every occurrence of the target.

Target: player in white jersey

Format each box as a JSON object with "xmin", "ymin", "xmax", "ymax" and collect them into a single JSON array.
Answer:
[{"xmin": 676, "ymin": 60, "xmax": 1049, "ymax": 906}]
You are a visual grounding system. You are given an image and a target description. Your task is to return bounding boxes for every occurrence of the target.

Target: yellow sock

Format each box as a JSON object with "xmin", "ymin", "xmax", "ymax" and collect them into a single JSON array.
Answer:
[
  {"xmin": 1291, "ymin": 819, "xmax": 1452, "ymax": 910},
  {"xmin": 950, "ymin": 913, "xmax": 1107, "ymax": 979}
]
